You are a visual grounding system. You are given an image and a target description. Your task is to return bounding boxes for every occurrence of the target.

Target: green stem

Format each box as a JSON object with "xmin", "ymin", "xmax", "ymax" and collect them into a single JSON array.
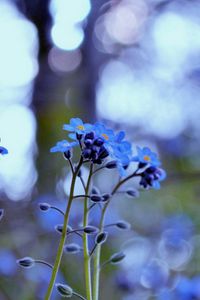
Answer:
[
  {"xmin": 92, "ymin": 170, "xmax": 139, "ymax": 300},
  {"xmin": 83, "ymin": 164, "xmax": 93, "ymax": 300},
  {"xmin": 44, "ymin": 157, "xmax": 83, "ymax": 300}
]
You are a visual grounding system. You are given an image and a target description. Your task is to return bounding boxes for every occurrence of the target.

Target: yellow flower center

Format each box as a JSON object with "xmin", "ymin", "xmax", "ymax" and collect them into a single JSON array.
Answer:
[
  {"xmin": 77, "ymin": 125, "xmax": 85, "ymax": 131},
  {"xmin": 143, "ymin": 155, "xmax": 150, "ymax": 161},
  {"xmin": 102, "ymin": 133, "xmax": 109, "ymax": 140}
]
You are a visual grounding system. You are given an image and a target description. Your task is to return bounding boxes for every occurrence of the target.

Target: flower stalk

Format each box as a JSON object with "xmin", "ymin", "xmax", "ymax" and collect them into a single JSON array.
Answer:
[{"xmin": 44, "ymin": 157, "xmax": 83, "ymax": 300}]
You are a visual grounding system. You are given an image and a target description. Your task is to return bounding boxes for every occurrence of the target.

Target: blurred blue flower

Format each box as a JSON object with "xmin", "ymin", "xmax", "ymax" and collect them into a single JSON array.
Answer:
[
  {"xmin": 140, "ymin": 259, "xmax": 169, "ymax": 291},
  {"xmin": 63, "ymin": 118, "xmax": 93, "ymax": 140},
  {"xmin": 175, "ymin": 276, "xmax": 200, "ymax": 300},
  {"xmin": 50, "ymin": 140, "xmax": 78, "ymax": 153},
  {"xmin": 0, "ymin": 146, "xmax": 8, "ymax": 155},
  {"xmin": 132, "ymin": 146, "xmax": 160, "ymax": 167},
  {"xmin": 0, "ymin": 250, "xmax": 17, "ymax": 276},
  {"xmin": 115, "ymin": 271, "xmax": 135, "ymax": 292}
]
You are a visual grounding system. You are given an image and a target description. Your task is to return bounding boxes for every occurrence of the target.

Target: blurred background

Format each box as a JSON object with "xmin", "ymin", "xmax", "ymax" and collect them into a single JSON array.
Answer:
[{"xmin": 0, "ymin": 0, "xmax": 200, "ymax": 299}]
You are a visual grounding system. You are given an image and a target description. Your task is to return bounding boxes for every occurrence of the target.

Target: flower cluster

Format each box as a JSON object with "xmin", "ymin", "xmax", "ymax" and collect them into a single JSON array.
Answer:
[{"xmin": 51, "ymin": 118, "xmax": 166, "ymax": 189}]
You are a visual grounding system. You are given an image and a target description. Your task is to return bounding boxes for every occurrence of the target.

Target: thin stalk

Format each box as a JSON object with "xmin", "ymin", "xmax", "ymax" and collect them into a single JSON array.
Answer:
[
  {"xmin": 68, "ymin": 158, "xmax": 74, "ymax": 174},
  {"xmin": 44, "ymin": 157, "xmax": 83, "ymax": 300},
  {"xmin": 50, "ymin": 206, "xmax": 65, "ymax": 216},
  {"xmin": 90, "ymin": 244, "xmax": 97, "ymax": 257},
  {"xmin": 83, "ymin": 163, "xmax": 93, "ymax": 300},
  {"xmin": 35, "ymin": 260, "xmax": 53, "ymax": 269},
  {"xmin": 73, "ymin": 291, "xmax": 87, "ymax": 300},
  {"xmin": 92, "ymin": 169, "xmax": 140, "ymax": 300},
  {"xmin": 79, "ymin": 176, "xmax": 86, "ymax": 192},
  {"xmin": 73, "ymin": 195, "xmax": 90, "ymax": 199}
]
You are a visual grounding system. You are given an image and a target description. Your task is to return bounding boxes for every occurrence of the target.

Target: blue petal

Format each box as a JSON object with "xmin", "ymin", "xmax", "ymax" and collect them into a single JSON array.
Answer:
[
  {"xmin": 70, "ymin": 118, "xmax": 83, "ymax": 126},
  {"xmin": 0, "ymin": 146, "xmax": 8, "ymax": 155},
  {"xmin": 116, "ymin": 131, "xmax": 125, "ymax": 142},
  {"xmin": 63, "ymin": 124, "xmax": 74, "ymax": 131},
  {"xmin": 68, "ymin": 133, "xmax": 77, "ymax": 140}
]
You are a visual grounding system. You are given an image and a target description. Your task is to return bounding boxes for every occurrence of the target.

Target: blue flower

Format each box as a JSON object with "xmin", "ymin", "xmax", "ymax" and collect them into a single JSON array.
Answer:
[
  {"xmin": 175, "ymin": 276, "xmax": 200, "ymax": 300},
  {"xmin": 132, "ymin": 146, "xmax": 160, "ymax": 167},
  {"xmin": 63, "ymin": 118, "xmax": 93, "ymax": 140},
  {"xmin": 0, "ymin": 146, "xmax": 8, "ymax": 155},
  {"xmin": 93, "ymin": 122, "xmax": 115, "ymax": 143},
  {"xmin": 50, "ymin": 140, "xmax": 77, "ymax": 153},
  {"xmin": 111, "ymin": 132, "xmax": 132, "ymax": 177}
]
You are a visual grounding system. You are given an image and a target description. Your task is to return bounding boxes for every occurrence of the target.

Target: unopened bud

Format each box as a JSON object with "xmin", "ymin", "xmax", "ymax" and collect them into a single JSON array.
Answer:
[
  {"xmin": 126, "ymin": 189, "xmax": 139, "ymax": 198},
  {"xmin": 110, "ymin": 252, "xmax": 126, "ymax": 264},
  {"xmin": 95, "ymin": 232, "xmax": 108, "ymax": 245},
  {"xmin": 116, "ymin": 220, "xmax": 131, "ymax": 230},
  {"xmin": 105, "ymin": 161, "xmax": 117, "ymax": 169},
  {"xmin": 56, "ymin": 283, "xmax": 73, "ymax": 297},
  {"xmin": 64, "ymin": 243, "xmax": 81, "ymax": 254},
  {"xmin": 102, "ymin": 193, "xmax": 111, "ymax": 202},
  {"xmin": 55, "ymin": 224, "xmax": 63, "ymax": 234},
  {"xmin": 63, "ymin": 150, "xmax": 72, "ymax": 160},
  {"xmin": 83, "ymin": 226, "xmax": 98, "ymax": 234},
  {"xmin": 17, "ymin": 257, "xmax": 35, "ymax": 268},
  {"xmin": 90, "ymin": 195, "xmax": 102, "ymax": 203},
  {"xmin": 39, "ymin": 203, "xmax": 50, "ymax": 211},
  {"xmin": 91, "ymin": 186, "xmax": 100, "ymax": 195}
]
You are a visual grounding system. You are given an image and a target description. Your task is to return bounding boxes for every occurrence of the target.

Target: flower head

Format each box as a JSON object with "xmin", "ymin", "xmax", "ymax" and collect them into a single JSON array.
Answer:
[
  {"xmin": 132, "ymin": 146, "xmax": 160, "ymax": 167},
  {"xmin": 0, "ymin": 146, "xmax": 8, "ymax": 155},
  {"xmin": 82, "ymin": 132, "xmax": 109, "ymax": 164},
  {"xmin": 63, "ymin": 118, "xmax": 93, "ymax": 140},
  {"xmin": 140, "ymin": 166, "xmax": 166, "ymax": 189},
  {"xmin": 50, "ymin": 140, "xmax": 77, "ymax": 153}
]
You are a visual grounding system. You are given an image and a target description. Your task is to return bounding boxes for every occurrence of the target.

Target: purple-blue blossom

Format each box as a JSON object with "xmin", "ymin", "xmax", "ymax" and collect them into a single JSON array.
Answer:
[{"xmin": 0, "ymin": 146, "xmax": 8, "ymax": 155}]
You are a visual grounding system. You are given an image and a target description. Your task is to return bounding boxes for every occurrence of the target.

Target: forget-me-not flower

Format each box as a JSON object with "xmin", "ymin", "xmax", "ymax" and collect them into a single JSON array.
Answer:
[
  {"xmin": 50, "ymin": 140, "xmax": 78, "ymax": 153},
  {"xmin": 63, "ymin": 118, "xmax": 93, "ymax": 140},
  {"xmin": 132, "ymin": 146, "xmax": 160, "ymax": 167}
]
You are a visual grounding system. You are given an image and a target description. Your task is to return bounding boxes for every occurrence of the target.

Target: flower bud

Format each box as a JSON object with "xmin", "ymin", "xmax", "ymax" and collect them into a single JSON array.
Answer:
[
  {"xmin": 83, "ymin": 226, "xmax": 98, "ymax": 234},
  {"xmin": 82, "ymin": 149, "xmax": 92, "ymax": 159},
  {"xmin": 39, "ymin": 203, "xmax": 50, "ymax": 211},
  {"xmin": 94, "ymin": 138, "xmax": 104, "ymax": 146},
  {"xmin": 138, "ymin": 162, "xmax": 148, "ymax": 169},
  {"xmin": 67, "ymin": 225, "xmax": 73, "ymax": 232},
  {"xmin": 102, "ymin": 193, "xmax": 111, "ymax": 202},
  {"xmin": 84, "ymin": 139, "xmax": 93, "ymax": 147},
  {"xmin": 17, "ymin": 257, "xmax": 35, "ymax": 268},
  {"xmin": 85, "ymin": 132, "xmax": 94, "ymax": 140},
  {"xmin": 56, "ymin": 283, "xmax": 73, "ymax": 297},
  {"xmin": 110, "ymin": 252, "xmax": 126, "ymax": 264},
  {"xmin": 0, "ymin": 209, "xmax": 4, "ymax": 221},
  {"xmin": 91, "ymin": 186, "xmax": 100, "ymax": 195},
  {"xmin": 105, "ymin": 161, "xmax": 117, "ymax": 169},
  {"xmin": 90, "ymin": 194, "xmax": 103, "ymax": 203},
  {"xmin": 116, "ymin": 220, "xmax": 131, "ymax": 230},
  {"xmin": 95, "ymin": 232, "xmax": 108, "ymax": 245},
  {"xmin": 98, "ymin": 147, "xmax": 109, "ymax": 159},
  {"xmin": 76, "ymin": 133, "xmax": 83, "ymax": 140},
  {"xmin": 63, "ymin": 150, "xmax": 72, "ymax": 160},
  {"xmin": 126, "ymin": 189, "xmax": 139, "ymax": 198},
  {"xmin": 64, "ymin": 243, "xmax": 81, "ymax": 254},
  {"xmin": 55, "ymin": 224, "xmax": 63, "ymax": 234}
]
